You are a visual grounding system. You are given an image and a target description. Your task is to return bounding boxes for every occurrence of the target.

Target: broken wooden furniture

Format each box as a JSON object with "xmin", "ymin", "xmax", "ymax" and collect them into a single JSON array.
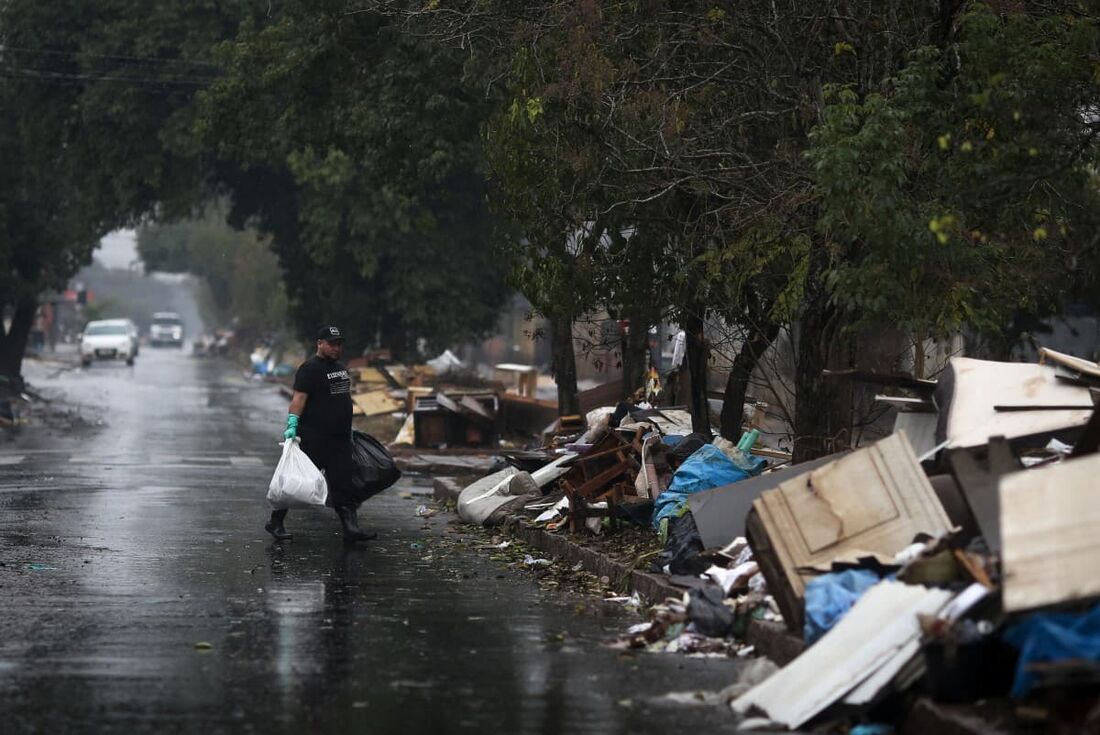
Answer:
[
  {"xmin": 493, "ymin": 363, "xmax": 538, "ymax": 398},
  {"xmin": 412, "ymin": 391, "xmax": 499, "ymax": 448},
  {"xmin": 747, "ymin": 432, "xmax": 954, "ymax": 632},
  {"xmin": 559, "ymin": 431, "xmax": 640, "ymax": 532}
]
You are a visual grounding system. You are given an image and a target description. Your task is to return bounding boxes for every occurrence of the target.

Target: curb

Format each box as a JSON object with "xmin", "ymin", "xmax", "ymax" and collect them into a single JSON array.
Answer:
[
  {"xmin": 432, "ymin": 475, "xmax": 806, "ymax": 666},
  {"xmin": 398, "ymin": 455, "xmax": 497, "ymax": 476},
  {"xmin": 901, "ymin": 699, "xmax": 1015, "ymax": 735}
]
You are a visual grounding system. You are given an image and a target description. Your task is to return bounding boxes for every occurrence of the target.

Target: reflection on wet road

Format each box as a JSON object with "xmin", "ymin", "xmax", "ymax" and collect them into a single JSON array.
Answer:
[{"xmin": 0, "ymin": 349, "xmax": 740, "ymax": 733}]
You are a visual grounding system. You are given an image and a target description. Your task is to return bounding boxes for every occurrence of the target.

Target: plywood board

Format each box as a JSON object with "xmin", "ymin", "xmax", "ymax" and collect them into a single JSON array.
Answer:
[
  {"xmin": 894, "ymin": 412, "xmax": 938, "ymax": 459},
  {"xmin": 1000, "ymin": 453, "xmax": 1100, "ymax": 612},
  {"xmin": 942, "ymin": 357, "xmax": 1093, "ymax": 449},
  {"xmin": 732, "ymin": 581, "xmax": 953, "ymax": 728},
  {"xmin": 352, "ymin": 390, "xmax": 401, "ymax": 417},
  {"xmin": 688, "ymin": 452, "xmax": 846, "ymax": 549},
  {"xmin": 357, "ymin": 367, "xmax": 390, "ymax": 386},
  {"xmin": 752, "ymin": 433, "xmax": 952, "ymax": 605}
]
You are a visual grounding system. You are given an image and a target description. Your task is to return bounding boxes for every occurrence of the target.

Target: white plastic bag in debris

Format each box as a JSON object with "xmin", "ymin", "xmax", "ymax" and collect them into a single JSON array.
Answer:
[
  {"xmin": 457, "ymin": 468, "xmax": 541, "ymax": 526},
  {"xmin": 267, "ymin": 438, "xmax": 328, "ymax": 509}
]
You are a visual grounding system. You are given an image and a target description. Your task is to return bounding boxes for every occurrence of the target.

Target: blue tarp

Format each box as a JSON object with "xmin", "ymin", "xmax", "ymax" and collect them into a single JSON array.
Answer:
[
  {"xmin": 803, "ymin": 570, "xmax": 883, "ymax": 644},
  {"xmin": 652, "ymin": 444, "xmax": 765, "ymax": 529},
  {"xmin": 1003, "ymin": 604, "xmax": 1100, "ymax": 698}
]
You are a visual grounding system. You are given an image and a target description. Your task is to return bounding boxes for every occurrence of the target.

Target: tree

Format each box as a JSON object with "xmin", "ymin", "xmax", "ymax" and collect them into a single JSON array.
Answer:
[
  {"xmin": 812, "ymin": 6, "xmax": 1100, "ymax": 369},
  {"xmin": 198, "ymin": 1, "xmax": 509, "ymax": 359},
  {"xmin": 0, "ymin": 95, "xmax": 100, "ymax": 385},
  {"xmin": 0, "ymin": 0, "xmax": 272, "ymax": 383}
]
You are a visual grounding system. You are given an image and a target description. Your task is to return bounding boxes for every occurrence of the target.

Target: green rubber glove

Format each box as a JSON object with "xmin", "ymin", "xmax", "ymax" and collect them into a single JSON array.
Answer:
[{"xmin": 284, "ymin": 414, "xmax": 299, "ymax": 441}]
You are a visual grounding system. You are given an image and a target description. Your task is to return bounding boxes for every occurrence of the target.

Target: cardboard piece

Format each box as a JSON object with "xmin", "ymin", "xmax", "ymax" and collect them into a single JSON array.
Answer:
[
  {"xmin": 1000, "ymin": 453, "xmax": 1100, "ymax": 612},
  {"xmin": 749, "ymin": 433, "xmax": 953, "ymax": 631}
]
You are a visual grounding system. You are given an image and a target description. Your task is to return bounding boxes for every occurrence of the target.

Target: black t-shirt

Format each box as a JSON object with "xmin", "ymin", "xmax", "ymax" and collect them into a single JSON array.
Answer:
[{"xmin": 293, "ymin": 355, "xmax": 353, "ymax": 436}]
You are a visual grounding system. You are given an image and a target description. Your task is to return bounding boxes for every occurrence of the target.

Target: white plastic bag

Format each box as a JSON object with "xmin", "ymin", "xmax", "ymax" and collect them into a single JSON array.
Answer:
[{"xmin": 267, "ymin": 438, "xmax": 328, "ymax": 509}]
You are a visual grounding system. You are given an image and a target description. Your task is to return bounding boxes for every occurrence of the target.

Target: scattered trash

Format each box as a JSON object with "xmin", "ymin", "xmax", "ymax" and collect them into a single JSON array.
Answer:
[
  {"xmin": 25, "ymin": 563, "xmax": 57, "ymax": 571},
  {"xmin": 604, "ymin": 592, "xmax": 642, "ymax": 608},
  {"xmin": 193, "ymin": 641, "xmax": 214, "ymax": 651},
  {"xmin": 803, "ymin": 569, "xmax": 883, "ymax": 644},
  {"xmin": 522, "ymin": 554, "xmax": 552, "ymax": 568},
  {"xmin": 687, "ymin": 586, "xmax": 735, "ymax": 638},
  {"xmin": 415, "ymin": 504, "xmax": 439, "ymax": 518}
]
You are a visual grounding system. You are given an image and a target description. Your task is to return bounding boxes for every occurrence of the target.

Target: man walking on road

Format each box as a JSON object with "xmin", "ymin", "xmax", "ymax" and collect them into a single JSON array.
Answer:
[{"xmin": 266, "ymin": 325, "xmax": 375, "ymax": 543}]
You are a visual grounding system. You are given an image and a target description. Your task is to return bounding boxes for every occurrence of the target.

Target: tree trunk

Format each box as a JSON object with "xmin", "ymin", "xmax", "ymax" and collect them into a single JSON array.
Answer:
[
  {"xmin": 793, "ymin": 247, "xmax": 842, "ymax": 464},
  {"xmin": 719, "ymin": 321, "xmax": 780, "ymax": 442},
  {"xmin": 683, "ymin": 305, "xmax": 711, "ymax": 435},
  {"xmin": 620, "ymin": 309, "xmax": 651, "ymax": 401},
  {"xmin": 550, "ymin": 314, "xmax": 579, "ymax": 416},
  {"xmin": 379, "ymin": 316, "xmax": 409, "ymax": 363},
  {"xmin": 0, "ymin": 295, "xmax": 37, "ymax": 393}
]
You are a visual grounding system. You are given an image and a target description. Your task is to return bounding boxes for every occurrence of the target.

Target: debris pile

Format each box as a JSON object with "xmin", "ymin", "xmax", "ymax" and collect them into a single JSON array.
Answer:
[{"xmin": 449, "ymin": 351, "xmax": 1100, "ymax": 731}]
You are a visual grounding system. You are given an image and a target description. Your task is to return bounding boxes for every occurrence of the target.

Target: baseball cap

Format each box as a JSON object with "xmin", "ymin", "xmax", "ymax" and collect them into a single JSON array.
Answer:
[{"xmin": 316, "ymin": 325, "xmax": 345, "ymax": 342}]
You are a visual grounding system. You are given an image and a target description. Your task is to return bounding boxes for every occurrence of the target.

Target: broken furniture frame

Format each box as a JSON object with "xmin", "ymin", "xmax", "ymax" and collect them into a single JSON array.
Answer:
[{"xmin": 560, "ymin": 430, "xmax": 640, "ymax": 533}]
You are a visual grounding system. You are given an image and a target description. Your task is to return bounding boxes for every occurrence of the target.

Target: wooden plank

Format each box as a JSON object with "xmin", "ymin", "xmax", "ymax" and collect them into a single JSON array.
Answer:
[
  {"xmin": 357, "ymin": 367, "xmax": 390, "ymax": 386},
  {"xmin": 754, "ymin": 433, "xmax": 952, "ymax": 610},
  {"xmin": 1000, "ymin": 453, "xmax": 1100, "ymax": 612},
  {"xmin": 1039, "ymin": 346, "xmax": 1100, "ymax": 381},
  {"xmin": 434, "ymin": 392, "xmax": 461, "ymax": 414},
  {"xmin": 459, "ymin": 395, "xmax": 494, "ymax": 423},
  {"xmin": 352, "ymin": 390, "xmax": 402, "ymax": 417}
]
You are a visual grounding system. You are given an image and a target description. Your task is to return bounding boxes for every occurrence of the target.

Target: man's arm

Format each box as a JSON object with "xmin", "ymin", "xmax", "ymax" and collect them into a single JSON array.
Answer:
[
  {"xmin": 284, "ymin": 390, "xmax": 309, "ymax": 440},
  {"xmin": 288, "ymin": 390, "xmax": 308, "ymax": 417}
]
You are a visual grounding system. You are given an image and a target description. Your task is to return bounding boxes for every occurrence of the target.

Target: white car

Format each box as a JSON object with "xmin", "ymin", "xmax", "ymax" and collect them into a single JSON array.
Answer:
[
  {"xmin": 80, "ymin": 319, "xmax": 137, "ymax": 367},
  {"xmin": 149, "ymin": 311, "xmax": 184, "ymax": 347}
]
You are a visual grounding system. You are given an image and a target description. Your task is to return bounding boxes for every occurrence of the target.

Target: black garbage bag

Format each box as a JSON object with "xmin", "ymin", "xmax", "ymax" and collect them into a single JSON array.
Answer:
[
  {"xmin": 651, "ymin": 512, "xmax": 707, "ymax": 576},
  {"xmin": 668, "ymin": 432, "xmax": 711, "ymax": 466},
  {"xmin": 349, "ymin": 430, "xmax": 402, "ymax": 503},
  {"xmin": 688, "ymin": 586, "xmax": 735, "ymax": 638}
]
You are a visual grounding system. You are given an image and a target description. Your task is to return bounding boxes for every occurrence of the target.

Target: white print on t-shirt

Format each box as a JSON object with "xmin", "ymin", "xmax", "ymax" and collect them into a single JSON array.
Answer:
[{"xmin": 327, "ymin": 369, "xmax": 351, "ymax": 395}]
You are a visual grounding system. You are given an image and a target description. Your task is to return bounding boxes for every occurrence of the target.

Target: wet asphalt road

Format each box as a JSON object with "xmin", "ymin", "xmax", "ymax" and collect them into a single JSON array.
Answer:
[{"xmin": 0, "ymin": 347, "xmax": 744, "ymax": 734}]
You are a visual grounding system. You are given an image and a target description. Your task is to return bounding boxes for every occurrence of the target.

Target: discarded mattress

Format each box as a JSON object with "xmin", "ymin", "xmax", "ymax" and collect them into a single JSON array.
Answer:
[{"xmin": 457, "ymin": 468, "xmax": 541, "ymax": 526}]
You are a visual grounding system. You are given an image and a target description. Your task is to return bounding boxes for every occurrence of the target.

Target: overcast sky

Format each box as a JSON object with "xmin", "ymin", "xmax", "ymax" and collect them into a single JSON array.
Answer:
[{"xmin": 95, "ymin": 230, "xmax": 139, "ymax": 270}]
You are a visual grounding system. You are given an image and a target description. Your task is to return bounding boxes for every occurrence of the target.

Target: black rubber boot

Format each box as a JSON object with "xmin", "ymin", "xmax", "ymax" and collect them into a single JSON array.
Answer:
[
  {"xmin": 265, "ymin": 509, "xmax": 293, "ymax": 541},
  {"xmin": 335, "ymin": 505, "xmax": 377, "ymax": 543}
]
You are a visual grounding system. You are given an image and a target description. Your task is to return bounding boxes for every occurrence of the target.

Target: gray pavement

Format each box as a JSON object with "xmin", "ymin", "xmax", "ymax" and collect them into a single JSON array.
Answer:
[{"xmin": 0, "ymin": 347, "xmax": 743, "ymax": 734}]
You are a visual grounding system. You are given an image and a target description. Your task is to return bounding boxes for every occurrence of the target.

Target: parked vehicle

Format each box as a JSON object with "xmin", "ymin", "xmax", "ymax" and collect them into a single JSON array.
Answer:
[
  {"xmin": 149, "ymin": 312, "xmax": 184, "ymax": 347},
  {"xmin": 80, "ymin": 319, "xmax": 137, "ymax": 367}
]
